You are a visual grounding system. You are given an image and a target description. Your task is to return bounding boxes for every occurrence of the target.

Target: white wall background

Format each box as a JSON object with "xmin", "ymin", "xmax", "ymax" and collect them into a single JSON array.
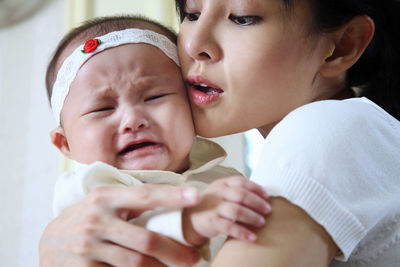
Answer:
[{"xmin": 0, "ymin": 0, "xmax": 64, "ymax": 266}]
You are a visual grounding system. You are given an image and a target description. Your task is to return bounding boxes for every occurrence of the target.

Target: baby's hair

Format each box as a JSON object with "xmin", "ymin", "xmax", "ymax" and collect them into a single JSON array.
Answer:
[
  {"xmin": 45, "ymin": 15, "xmax": 177, "ymax": 102},
  {"xmin": 175, "ymin": 0, "xmax": 400, "ymax": 119}
]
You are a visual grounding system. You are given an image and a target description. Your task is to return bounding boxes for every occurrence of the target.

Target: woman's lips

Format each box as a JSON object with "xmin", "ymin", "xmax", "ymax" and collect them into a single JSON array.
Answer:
[
  {"xmin": 187, "ymin": 76, "xmax": 224, "ymax": 106},
  {"xmin": 189, "ymin": 85, "xmax": 223, "ymax": 106}
]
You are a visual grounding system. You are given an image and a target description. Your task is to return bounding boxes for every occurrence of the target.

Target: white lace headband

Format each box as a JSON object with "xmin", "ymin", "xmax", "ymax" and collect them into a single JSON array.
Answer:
[{"xmin": 51, "ymin": 28, "xmax": 180, "ymax": 125}]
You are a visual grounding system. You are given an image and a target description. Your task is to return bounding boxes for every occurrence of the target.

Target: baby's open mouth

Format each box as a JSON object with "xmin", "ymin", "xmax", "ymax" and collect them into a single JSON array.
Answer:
[{"xmin": 119, "ymin": 142, "xmax": 157, "ymax": 155}]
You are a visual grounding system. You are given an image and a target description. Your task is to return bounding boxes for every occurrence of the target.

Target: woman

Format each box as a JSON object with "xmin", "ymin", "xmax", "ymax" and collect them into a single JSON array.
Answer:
[
  {"xmin": 175, "ymin": 0, "xmax": 400, "ymax": 266},
  {"xmin": 39, "ymin": 0, "xmax": 400, "ymax": 266}
]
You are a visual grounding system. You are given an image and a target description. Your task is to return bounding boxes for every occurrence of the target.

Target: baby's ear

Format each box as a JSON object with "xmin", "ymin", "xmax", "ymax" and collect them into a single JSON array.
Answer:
[
  {"xmin": 320, "ymin": 15, "xmax": 375, "ymax": 78},
  {"xmin": 50, "ymin": 127, "xmax": 72, "ymax": 158}
]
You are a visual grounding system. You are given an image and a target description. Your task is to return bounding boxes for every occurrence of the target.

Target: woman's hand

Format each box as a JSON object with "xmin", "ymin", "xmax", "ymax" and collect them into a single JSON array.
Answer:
[
  {"xmin": 39, "ymin": 184, "xmax": 201, "ymax": 267},
  {"xmin": 183, "ymin": 176, "xmax": 271, "ymax": 246}
]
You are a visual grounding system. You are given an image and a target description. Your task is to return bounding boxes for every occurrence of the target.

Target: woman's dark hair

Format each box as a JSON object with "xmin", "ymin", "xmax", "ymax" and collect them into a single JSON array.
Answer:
[{"xmin": 175, "ymin": 0, "xmax": 400, "ymax": 119}]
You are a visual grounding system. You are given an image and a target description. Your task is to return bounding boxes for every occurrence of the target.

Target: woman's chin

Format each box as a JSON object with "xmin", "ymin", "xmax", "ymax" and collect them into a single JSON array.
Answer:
[{"xmin": 194, "ymin": 120, "xmax": 241, "ymax": 138}]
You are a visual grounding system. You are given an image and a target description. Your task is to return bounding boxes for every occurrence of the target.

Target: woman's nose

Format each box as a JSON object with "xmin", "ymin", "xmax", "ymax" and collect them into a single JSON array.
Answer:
[
  {"xmin": 118, "ymin": 108, "xmax": 149, "ymax": 134},
  {"xmin": 182, "ymin": 16, "xmax": 222, "ymax": 63}
]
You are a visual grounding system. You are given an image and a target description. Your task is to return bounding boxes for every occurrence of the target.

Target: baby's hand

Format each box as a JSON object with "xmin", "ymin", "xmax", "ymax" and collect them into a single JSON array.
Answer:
[{"xmin": 183, "ymin": 176, "xmax": 271, "ymax": 246}]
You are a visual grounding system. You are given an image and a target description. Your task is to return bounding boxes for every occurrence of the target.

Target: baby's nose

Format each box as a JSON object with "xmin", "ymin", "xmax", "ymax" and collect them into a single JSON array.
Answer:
[{"xmin": 119, "ymin": 108, "xmax": 149, "ymax": 133}]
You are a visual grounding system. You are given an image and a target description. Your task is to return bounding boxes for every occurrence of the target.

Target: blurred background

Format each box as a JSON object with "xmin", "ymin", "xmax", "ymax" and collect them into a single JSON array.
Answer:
[{"xmin": 0, "ymin": 0, "xmax": 263, "ymax": 266}]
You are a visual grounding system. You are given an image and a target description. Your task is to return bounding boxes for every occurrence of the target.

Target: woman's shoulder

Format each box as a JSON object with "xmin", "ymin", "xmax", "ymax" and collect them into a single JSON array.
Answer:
[
  {"xmin": 259, "ymin": 97, "xmax": 400, "ymax": 182},
  {"xmin": 269, "ymin": 97, "xmax": 399, "ymax": 146},
  {"xmin": 287, "ymin": 97, "xmax": 396, "ymax": 127}
]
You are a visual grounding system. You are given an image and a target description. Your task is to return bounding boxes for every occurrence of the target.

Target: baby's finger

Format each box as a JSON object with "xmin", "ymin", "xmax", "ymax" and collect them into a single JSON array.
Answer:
[
  {"xmin": 213, "ymin": 216, "xmax": 257, "ymax": 242},
  {"xmin": 219, "ymin": 202, "xmax": 266, "ymax": 228},
  {"xmin": 225, "ymin": 176, "xmax": 269, "ymax": 199},
  {"xmin": 222, "ymin": 187, "xmax": 271, "ymax": 215}
]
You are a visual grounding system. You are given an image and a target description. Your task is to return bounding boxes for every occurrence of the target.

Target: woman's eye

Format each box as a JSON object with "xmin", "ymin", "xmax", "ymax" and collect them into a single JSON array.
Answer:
[
  {"xmin": 229, "ymin": 15, "xmax": 260, "ymax": 26},
  {"xmin": 184, "ymin": 12, "xmax": 200, "ymax": 22}
]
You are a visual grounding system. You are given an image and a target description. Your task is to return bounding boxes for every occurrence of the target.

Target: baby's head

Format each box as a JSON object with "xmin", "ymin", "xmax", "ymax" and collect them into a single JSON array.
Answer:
[{"xmin": 47, "ymin": 15, "xmax": 195, "ymax": 173}]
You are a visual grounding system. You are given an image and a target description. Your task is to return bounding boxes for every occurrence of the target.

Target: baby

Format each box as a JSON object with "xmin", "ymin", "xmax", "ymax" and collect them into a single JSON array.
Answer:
[{"xmin": 45, "ymin": 15, "xmax": 270, "ymax": 266}]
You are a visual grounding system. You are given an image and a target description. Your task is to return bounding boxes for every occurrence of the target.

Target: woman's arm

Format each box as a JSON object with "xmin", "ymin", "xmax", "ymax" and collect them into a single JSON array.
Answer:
[
  {"xmin": 211, "ymin": 197, "xmax": 338, "ymax": 267},
  {"xmin": 39, "ymin": 185, "xmax": 201, "ymax": 267}
]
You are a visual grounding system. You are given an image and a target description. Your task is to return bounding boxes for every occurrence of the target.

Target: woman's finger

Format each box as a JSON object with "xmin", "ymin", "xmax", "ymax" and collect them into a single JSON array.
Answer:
[
  {"xmin": 218, "ymin": 202, "xmax": 266, "ymax": 228},
  {"xmin": 224, "ymin": 176, "xmax": 269, "ymax": 199},
  {"xmin": 90, "ymin": 241, "xmax": 168, "ymax": 267},
  {"xmin": 213, "ymin": 216, "xmax": 257, "ymax": 242},
  {"xmin": 221, "ymin": 186, "xmax": 271, "ymax": 215},
  {"xmin": 87, "ymin": 185, "xmax": 200, "ymax": 215},
  {"xmin": 103, "ymin": 219, "xmax": 200, "ymax": 267}
]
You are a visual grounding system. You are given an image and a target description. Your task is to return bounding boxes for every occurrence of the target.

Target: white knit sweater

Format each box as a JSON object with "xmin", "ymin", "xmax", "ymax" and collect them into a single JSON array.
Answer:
[{"xmin": 251, "ymin": 97, "xmax": 400, "ymax": 267}]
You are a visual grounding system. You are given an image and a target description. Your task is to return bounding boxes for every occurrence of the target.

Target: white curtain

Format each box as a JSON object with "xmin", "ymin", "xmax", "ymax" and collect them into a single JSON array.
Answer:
[{"xmin": 0, "ymin": 0, "xmax": 63, "ymax": 266}]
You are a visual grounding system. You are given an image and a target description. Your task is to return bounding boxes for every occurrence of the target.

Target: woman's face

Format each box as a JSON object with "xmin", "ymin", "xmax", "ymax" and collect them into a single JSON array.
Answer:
[{"xmin": 178, "ymin": 0, "xmax": 334, "ymax": 137}]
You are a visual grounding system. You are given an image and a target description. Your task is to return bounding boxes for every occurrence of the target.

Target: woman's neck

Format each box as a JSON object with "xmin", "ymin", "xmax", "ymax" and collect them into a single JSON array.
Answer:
[
  {"xmin": 257, "ymin": 87, "xmax": 355, "ymax": 139},
  {"xmin": 329, "ymin": 86, "xmax": 356, "ymax": 100}
]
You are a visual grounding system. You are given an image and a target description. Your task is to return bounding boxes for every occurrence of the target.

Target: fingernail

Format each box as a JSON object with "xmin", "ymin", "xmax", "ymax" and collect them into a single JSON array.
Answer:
[
  {"xmin": 264, "ymin": 203, "xmax": 271, "ymax": 214},
  {"xmin": 262, "ymin": 189, "xmax": 269, "ymax": 198},
  {"xmin": 247, "ymin": 233, "xmax": 257, "ymax": 242},
  {"xmin": 183, "ymin": 187, "xmax": 198, "ymax": 203},
  {"xmin": 259, "ymin": 216, "xmax": 266, "ymax": 226}
]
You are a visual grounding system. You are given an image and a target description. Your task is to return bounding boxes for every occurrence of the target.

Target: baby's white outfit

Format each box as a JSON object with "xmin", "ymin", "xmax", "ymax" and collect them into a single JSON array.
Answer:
[
  {"xmin": 251, "ymin": 97, "xmax": 400, "ymax": 267},
  {"xmin": 53, "ymin": 137, "xmax": 240, "ymax": 267}
]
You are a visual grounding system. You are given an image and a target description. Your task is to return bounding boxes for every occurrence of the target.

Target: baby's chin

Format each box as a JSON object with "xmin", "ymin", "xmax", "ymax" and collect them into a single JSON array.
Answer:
[{"xmin": 116, "ymin": 158, "xmax": 174, "ymax": 172}]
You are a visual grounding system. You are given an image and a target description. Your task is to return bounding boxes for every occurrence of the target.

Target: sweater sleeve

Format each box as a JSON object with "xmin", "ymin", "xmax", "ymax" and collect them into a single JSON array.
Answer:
[{"xmin": 250, "ymin": 99, "xmax": 400, "ymax": 261}]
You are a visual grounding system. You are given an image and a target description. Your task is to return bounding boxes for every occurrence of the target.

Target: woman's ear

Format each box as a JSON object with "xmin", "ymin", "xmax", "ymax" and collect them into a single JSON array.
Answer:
[
  {"xmin": 50, "ymin": 127, "xmax": 72, "ymax": 158},
  {"xmin": 320, "ymin": 15, "xmax": 375, "ymax": 78}
]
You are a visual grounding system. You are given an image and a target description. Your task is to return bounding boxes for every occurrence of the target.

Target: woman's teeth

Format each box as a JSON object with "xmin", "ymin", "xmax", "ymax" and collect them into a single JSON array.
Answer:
[
  {"xmin": 194, "ymin": 83, "xmax": 211, "ymax": 90},
  {"xmin": 194, "ymin": 83, "xmax": 222, "ymax": 95}
]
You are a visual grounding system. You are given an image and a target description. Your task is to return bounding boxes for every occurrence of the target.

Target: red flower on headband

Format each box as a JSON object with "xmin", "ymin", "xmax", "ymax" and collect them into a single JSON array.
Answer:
[{"xmin": 81, "ymin": 39, "xmax": 101, "ymax": 54}]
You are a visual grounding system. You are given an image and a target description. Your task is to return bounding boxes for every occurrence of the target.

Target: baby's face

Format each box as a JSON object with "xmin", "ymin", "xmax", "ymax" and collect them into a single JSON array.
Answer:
[{"xmin": 60, "ymin": 44, "xmax": 195, "ymax": 172}]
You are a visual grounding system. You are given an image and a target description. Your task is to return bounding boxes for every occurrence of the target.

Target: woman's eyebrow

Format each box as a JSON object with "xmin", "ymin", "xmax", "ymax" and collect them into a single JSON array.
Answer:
[
  {"xmin": 232, "ymin": 0, "xmax": 259, "ymax": 6},
  {"xmin": 231, "ymin": 0, "xmax": 265, "ymax": 10}
]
